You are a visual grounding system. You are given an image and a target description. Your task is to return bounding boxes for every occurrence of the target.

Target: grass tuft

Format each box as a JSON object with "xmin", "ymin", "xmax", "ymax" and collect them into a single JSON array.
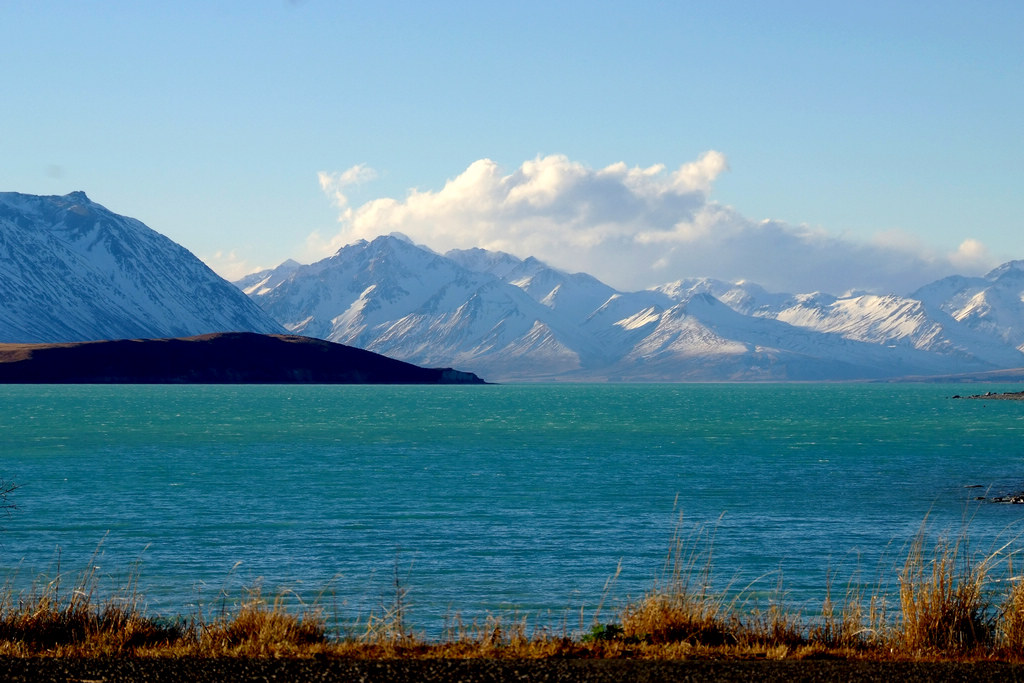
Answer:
[
  {"xmin": 896, "ymin": 526, "xmax": 994, "ymax": 652},
  {"xmin": 0, "ymin": 555, "xmax": 183, "ymax": 655},
  {"xmin": 619, "ymin": 516, "xmax": 741, "ymax": 646},
  {"xmin": 809, "ymin": 567, "xmax": 868, "ymax": 649},
  {"xmin": 198, "ymin": 587, "xmax": 326, "ymax": 657}
]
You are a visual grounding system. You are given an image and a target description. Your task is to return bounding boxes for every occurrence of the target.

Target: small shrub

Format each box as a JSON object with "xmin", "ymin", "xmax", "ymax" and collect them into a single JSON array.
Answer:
[{"xmin": 581, "ymin": 622, "xmax": 625, "ymax": 643}]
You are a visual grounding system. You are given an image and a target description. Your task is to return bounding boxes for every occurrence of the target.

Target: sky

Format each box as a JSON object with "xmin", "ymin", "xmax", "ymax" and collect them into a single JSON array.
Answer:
[{"xmin": 2, "ymin": 1, "xmax": 1022, "ymax": 295}]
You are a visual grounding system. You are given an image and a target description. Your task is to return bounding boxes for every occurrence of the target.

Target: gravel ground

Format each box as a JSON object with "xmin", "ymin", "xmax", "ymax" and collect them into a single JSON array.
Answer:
[{"xmin": 3, "ymin": 658, "xmax": 1024, "ymax": 682}]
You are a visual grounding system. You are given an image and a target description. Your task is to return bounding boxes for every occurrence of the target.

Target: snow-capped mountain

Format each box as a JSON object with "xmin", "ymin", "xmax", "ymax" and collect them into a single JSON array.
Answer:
[
  {"xmin": 240, "ymin": 236, "xmax": 592, "ymax": 380},
  {"xmin": 239, "ymin": 235, "xmax": 1024, "ymax": 381},
  {"xmin": 912, "ymin": 261, "xmax": 1024, "ymax": 353},
  {"xmin": 0, "ymin": 191, "xmax": 283, "ymax": 342},
  {"xmin": 447, "ymin": 247, "xmax": 618, "ymax": 325},
  {"xmin": 9, "ymin": 189, "xmax": 1016, "ymax": 381}
]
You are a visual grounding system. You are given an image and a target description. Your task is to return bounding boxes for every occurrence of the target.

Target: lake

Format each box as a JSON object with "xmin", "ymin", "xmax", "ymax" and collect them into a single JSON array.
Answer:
[{"xmin": 2, "ymin": 383, "xmax": 1023, "ymax": 635}]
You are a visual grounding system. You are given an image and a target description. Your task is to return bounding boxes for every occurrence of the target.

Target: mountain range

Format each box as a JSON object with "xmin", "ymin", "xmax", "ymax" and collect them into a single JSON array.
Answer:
[
  {"xmin": 4, "ymin": 191, "xmax": 1024, "ymax": 382},
  {"xmin": 239, "ymin": 234, "xmax": 1024, "ymax": 382}
]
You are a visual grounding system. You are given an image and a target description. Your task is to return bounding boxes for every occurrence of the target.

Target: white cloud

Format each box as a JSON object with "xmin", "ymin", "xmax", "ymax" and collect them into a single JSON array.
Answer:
[
  {"xmin": 313, "ymin": 153, "xmax": 997, "ymax": 295},
  {"xmin": 949, "ymin": 238, "xmax": 992, "ymax": 271},
  {"xmin": 317, "ymin": 164, "xmax": 377, "ymax": 209},
  {"xmin": 202, "ymin": 249, "xmax": 261, "ymax": 282}
]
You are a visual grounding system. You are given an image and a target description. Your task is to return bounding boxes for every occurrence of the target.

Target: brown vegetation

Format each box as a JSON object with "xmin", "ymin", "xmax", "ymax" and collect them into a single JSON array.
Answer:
[{"xmin": 4, "ymin": 519, "xmax": 1024, "ymax": 662}]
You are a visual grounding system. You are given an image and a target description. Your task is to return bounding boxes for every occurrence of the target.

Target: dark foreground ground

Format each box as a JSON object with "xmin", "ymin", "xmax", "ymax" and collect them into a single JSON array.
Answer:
[{"xmin": 4, "ymin": 658, "xmax": 1024, "ymax": 683}]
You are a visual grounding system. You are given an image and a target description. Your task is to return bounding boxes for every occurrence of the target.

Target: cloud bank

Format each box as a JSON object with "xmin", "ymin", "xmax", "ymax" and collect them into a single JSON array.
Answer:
[{"xmin": 311, "ymin": 153, "xmax": 994, "ymax": 295}]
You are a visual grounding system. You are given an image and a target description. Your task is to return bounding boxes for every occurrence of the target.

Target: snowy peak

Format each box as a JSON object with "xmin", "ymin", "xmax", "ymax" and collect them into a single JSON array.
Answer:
[
  {"xmin": 242, "ymin": 236, "xmax": 614, "ymax": 380},
  {"xmin": 985, "ymin": 260, "xmax": 1024, "ymax": 281},
  {"xmin": 910, "ymin": 259, "xmax": 1024, "ymax": 353},
  {"xmin": 449, "ymin": 247, "xmax": 618, "ymax": 323},
  {"xmin": 0, "ymin": 191, "xmax": 283, "ymax": 343},
  {"xmin": 17, "ymin": 190, "xmax": 1024, "ymax": 381},
  {"xmin": 652, "ymin": 278, "xmax": 796, "ymax": 315},
  {"xmin": 240, "ymin": 235, "xmax": 1024, "ymax": 381},
  {"xmin": 445, "ymin": 247, "xmax": 524, "ymax": 279},
  {"xmin": 236, "ymin": 259, "xmax": 302, "ymax": 295}
]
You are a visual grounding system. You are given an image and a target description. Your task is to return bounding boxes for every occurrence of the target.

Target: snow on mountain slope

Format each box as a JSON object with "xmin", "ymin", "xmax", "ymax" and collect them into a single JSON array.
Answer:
[
  {"xmin": 769, "ymin": 293, "xmax": 1023, "ymax": 369},
  {"xmin": 0, "ymin": 192, "xmax": 283, "ymax": 342},
  {"xmin": 448, "ymin": 248, "xmax": 618, "ymax": 324},
  {"xmin": 257, "ymin": 236, "xmax": 495, "ymax": 342},
  {"xmin": 776, "ymin": 294, "xmax": 940, "ymax": 348},
  {"xmin": 652, "ymin": 278, "xmax": 795, "ymax": 315},
  {"xmin": 652, "ymin": 276, "xmax": 1024, "ymax": 372},
  {"xmin": 573, "ymin": 290, "xmax": 676, "ymax": 368},
  {"xmin": 236, "ymin": 259, "xmax": 302, "ymax": 296},
  {"xmin": 600, "ymin": 291, "xmax": 955, "ymax": 381},
  {"xmin": 913, "ymin": 261, "xmax": 1024, "ymax": 353},
  {"xmin": 241, "ymin": 236, "xmax": 1024, "ymax": 381},
  {"xmin": 249, "ymin": 236, "xmax": 598, "ymax": 380},
  {"xmin": 367, "ymin": 278, "xmax": 584, "ymax": 381}
]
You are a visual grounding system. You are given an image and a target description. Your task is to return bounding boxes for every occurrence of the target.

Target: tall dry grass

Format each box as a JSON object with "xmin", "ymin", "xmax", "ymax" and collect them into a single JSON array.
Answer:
[
  {"xmin": 618, "ymin": 517, "xmax": 741, "ymax": 646},
  {"xmin": 896, "ymin": 527, "xmax": 994, "ymax": 652},
  {"xmin": 0, "ymin": 551, "xmax": 183, "ymax": 655},
  {"xmin": 613, "ymin": 516, "xmax": 804, "ymax": 650},
  {"xmin": 608, "ymin": 514, "xmax": 1024, "ymax": 659},
  {"xmin": 999, "ymin": 559, "xmax": 1024, "ymax": 653},
  {"xmin": 809, "ymin": 567, "xmax": 870, "ymax": 649},
  {"xmin": 197, "ymin": 587, "xmax": 327, "ymax": 657},
  {"xmin": 7, "ymin": 515, "xmax": 1024, "ymax": 660}
]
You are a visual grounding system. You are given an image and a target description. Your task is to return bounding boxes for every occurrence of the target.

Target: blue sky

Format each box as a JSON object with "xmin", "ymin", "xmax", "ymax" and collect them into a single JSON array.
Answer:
[{"xmin": 2, "ymin": 1, "xmax": 1021, "ymax": 294}]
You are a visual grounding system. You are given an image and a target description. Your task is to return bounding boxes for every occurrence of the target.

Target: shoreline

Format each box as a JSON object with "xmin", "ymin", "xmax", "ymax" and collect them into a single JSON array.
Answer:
[
  {"xmin": 5, "ymin": 526, "xmax": 1024, "ymax": 665},
  {"xmin": 956, "ymin": 391, "xmax": 1024, "ymax": 400}
]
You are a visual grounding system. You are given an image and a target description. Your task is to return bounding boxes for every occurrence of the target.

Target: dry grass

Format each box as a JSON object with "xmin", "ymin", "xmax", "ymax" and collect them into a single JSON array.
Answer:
[
  {"xmin": 619, "ymin": 516, "xmax": 740, "ymax": 646},
  {"xmin": 7, "ymin": 518, "xmax": 1024, "ymax": 661},
  {"xmin": 0, "ymin": 551, "xmax": 184, "ymax": 656},
  {"xmin": 896, "ymin": 527, "xmax": 994, "ymax": 652},
  {"xmin": 808, "ymin": 567, "xmax": 870, "ymax": 649},
  {"xmin": 197, "ymin": 587, "xmax": 327, "ymax": 657},
  {"xmin": 1000, "ymin": 563, "xmax": 1024, "ymax": 650}
]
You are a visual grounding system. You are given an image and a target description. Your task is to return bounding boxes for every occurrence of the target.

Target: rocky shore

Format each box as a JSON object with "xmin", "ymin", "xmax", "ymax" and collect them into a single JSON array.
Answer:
[
  {"xmin": 4, "ymin": 657, "xmax": 1024, "ymax": 683},
  {"xmin": 953, "ymin": 391, "xmax": 1024, "ymax": 400}
]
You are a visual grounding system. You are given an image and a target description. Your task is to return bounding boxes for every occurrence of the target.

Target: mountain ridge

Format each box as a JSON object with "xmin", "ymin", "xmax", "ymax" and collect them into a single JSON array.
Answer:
[
  {"xmin": 4, "ymin": 191, "xmax": 1023, "ymax": 383},
  {"xmin": 0, "ymin": 191, "xmax": 283, "ymax": 343},
  {"xmin": 240, "ymin": 234, "xmax": 1024, "ymax": 382}
]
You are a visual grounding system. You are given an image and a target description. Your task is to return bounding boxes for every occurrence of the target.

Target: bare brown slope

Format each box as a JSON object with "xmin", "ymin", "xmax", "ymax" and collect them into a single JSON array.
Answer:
[{"xmin": 0, "ymin": 332, "xmax": 486, "ymax": 384}]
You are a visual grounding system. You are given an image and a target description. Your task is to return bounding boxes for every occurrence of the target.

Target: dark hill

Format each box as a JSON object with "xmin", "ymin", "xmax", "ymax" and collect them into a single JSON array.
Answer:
[{"xmin": 0, "ymin": 332, "xmax": 486, "ymax": 384}]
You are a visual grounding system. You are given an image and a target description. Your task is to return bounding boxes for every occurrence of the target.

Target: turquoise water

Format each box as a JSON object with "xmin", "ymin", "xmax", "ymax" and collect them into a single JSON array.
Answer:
[{"xmin": 2, "ymin": 383, "xmax": 1024, "ymax": 634}]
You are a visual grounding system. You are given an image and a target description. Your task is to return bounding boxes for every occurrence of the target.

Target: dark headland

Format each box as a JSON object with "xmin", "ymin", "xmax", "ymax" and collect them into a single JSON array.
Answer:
[{"xmin": 0, "ymin": 332, "xmax": 486, "ymax": 384}]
